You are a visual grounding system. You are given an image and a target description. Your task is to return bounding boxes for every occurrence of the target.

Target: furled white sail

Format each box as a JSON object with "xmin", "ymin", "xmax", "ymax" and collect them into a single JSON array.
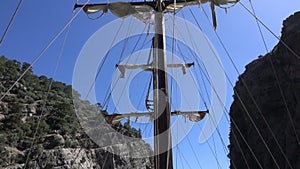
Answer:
[
  {"xmin": 79, "ymin": 0, "xmax": 239, "ymax": 28},
  {"xmin": 83, "ymin": 2, "xmax": 153, "ymax": 22}
]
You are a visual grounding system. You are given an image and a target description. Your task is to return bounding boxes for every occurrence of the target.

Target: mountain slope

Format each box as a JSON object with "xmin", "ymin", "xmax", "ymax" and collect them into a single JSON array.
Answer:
[{"xmin": 0, "ymin": 56, "xmax": 153, "ymax": 169}]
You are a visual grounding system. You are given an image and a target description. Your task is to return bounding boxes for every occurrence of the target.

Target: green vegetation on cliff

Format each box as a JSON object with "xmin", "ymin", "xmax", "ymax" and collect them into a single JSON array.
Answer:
[{"xmin": 0, "ymin": 56, "xmax": 150, "ymax": 168}]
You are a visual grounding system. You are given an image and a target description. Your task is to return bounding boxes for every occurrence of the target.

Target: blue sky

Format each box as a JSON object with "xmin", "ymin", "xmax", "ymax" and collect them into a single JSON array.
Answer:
[{"xmin": 1, "ymin": 0, "xmax": 300, "ymax": 168}]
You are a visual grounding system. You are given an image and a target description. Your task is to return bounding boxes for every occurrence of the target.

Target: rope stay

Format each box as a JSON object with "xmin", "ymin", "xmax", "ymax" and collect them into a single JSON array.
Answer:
[
  {"xmin": 0, "ymin": 0, "xmax": 24, "ymax": 45},
  {"xmin": 173, "ymin": 12, "xmax": 235, "ymax": 168},
  {"xmin": 195, "ymin": 2, "xmax": 299, "ymax": 168},
  {"xmin": 24, "ymin": 18, "xmax": 72, "ymax": 168},
  {"xmin": 238, "ymin": 1, "xmax": 300, "ymax": 60},
  {"xmin": 178, "ymin": 5, "xmax": 285, "ymax": 168},
  {"xmin": 5, "ymin": 0, "xmax": 299, "ymax": 168},
  {"xmin": 248, "ymin": 0, "xmax": 300, "ymax": 148},
  {"xmin": 0, "ymin": 2, "xmax": 87, "ymax": 101},
  {"xmin": 74, "ymin": 0, "xmax": 239, "ymax": 29}
]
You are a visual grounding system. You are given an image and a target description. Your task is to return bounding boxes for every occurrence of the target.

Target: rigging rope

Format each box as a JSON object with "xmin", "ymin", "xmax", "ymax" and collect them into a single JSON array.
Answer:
[
  {"xmin": 161, "ymin": 9, "xmax": 239, "ymax": 169},
  {"xmin": 238, "ymin": 1, "xmax": 300, "ymax": 60},
  {"xmin": 0, "ymin": 3, "xmax": 86, "ymax": 101},
  {"xmin": 185, "ymin": 6, "xmax": 263, "ymax": 169},
  {"xmin": 0, "ymin": 0, "xmax": 24, "ymax": 45},
  {"xmin": 111, "ymin": 24, "xmax": 149, "ymax": 114},
  {"xmin": 203, "ymin": 1, "xmax": 298, "ymax": 167},
  {"xmin": 248, "ymin": 0, "xmax": 300, "ymax": 149},
  {"xmin": 102, "ymin": 37, "xmax": 153, "ymax": 109},
  {"xmin": 197, "ymin": 5, "xmax": 294, "ymax": 169},
  {"xmin": 170, "ymin": 12, "xmax": 181, "ymax": 169},
  {"xmin": 178, "ymin": 148, "xmax": 193, "ymax": 169},
  {"xmin": 85, "ymin": 19, "xmax": 126, "ymax": 102},
  {"xmin": 204, "ymin": 9, "xmax": 281, "ymax": 169},
  {"xmin": 24, "ymin": 18, "xmax": 72, "ymax": 168},
  {"xmin": 152, "ymin": 12, "xmax": 217, "ymax": 168},
  {"xmin": 72, "ymin": 21, "xmax": 153, "ymax": 168},
  {"xmin": 102, "ymin": 23, "xmax": 149, "ymax": 109},
  {"xmin": 168, "ymin": 10, "xmax": 232, "ymax": 168},
  {"xmin": 72, "ymin": 18, "xmax": 145, "ymax": 167},
  {"xmin": 181, "ymin": 9, "xmax": 231, "ymax": 162}
]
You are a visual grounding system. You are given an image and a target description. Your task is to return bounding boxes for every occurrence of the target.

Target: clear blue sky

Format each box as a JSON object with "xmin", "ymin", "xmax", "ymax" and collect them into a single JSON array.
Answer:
[{"xmin": 0, "ymin": 0, "xmax": 299, "ymax": 168}]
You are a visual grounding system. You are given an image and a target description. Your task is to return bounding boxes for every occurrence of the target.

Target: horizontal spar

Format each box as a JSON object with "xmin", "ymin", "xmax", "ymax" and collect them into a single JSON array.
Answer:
[
  {"xmin": 74, "ymin": 0, "xmax": 239, "ymax": 28},
  {"xmin": 103, "ymin": 110, "xmax": 209, "ymax": 124}
]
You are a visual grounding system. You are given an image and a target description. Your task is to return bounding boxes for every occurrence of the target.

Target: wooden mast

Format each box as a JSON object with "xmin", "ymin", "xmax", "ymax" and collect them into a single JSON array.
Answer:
[
  {"xmin": 153, "ymin": 0, "xmax": 173, "ymax": 168},
  {"xmin": 73, "ymin": 1, "xmax": 228, "ymax": 168}
]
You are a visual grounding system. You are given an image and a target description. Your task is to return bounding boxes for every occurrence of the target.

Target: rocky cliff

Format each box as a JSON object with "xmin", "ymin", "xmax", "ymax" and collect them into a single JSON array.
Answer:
[
  {"xmin": 229, "ymin": 12, "xmax": 300, "ymax": 168},
  {"xmin": 0, "ymin": 56, "xmax": 153, "ymax": 169}
]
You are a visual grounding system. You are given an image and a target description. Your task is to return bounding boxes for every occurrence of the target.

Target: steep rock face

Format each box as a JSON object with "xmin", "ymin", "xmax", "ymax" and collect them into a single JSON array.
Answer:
[
  {"xmin": 229, "ymin": 12, "xmax": 300, "ymax": 169},
  {"xmin": 0, "ymin": 56, "xmax": 153, "ymax": 169}
]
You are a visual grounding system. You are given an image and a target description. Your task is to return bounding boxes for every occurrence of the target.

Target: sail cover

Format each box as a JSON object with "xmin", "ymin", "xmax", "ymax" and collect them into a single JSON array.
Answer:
[
  {"xmin": 165, "ymin": 0, "xmax": 239, "ymax": 28},
  {"xmin": 165, "ymin": 0, "xmax": 238, "ymax": 12},
  {"xmin": 83, "ymin": 2, "xmax": 153, "ymax": 22},
  {"xmin": 103, "ymin": 110, "xmax": 208, "ymax": 124},
  {"xmin": 187, "ymin": 111, "xmax": 206, "ymax": 122},
  {"xmin": 80, "ymin": 0, "xmax": 238, "ymax": 28}
]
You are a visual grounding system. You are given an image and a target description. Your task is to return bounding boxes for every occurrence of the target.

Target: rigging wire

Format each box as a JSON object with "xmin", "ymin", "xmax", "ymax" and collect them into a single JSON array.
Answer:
[
  {"xmin": 180, "ymin": 114, "xmax": 223, "ymax": 169},
  {"xmin": 74, "ymin": 21, "xmax": 152, "ymax": 168},
  {"xmin": 10, "ymin": 2, "xmax": 298, "ymax": 169},
  {"xmin": 179, "ymin": 10, "xmax": 232, "ymax": 167},
  {"xmin": 182, "ymin": 131, "xmax": 204, "ymax": 169},
  {"xmin": 194, "ymin": 8, "xmax": 280, "ymax": 165},
  {"xmin": 163, "ymin": 15, "xmax": 230, "ymax": 169},
  {"xmin": 178, "ymin": 152, "xmax": 186, "ymax": 169},
  {"xmin": 24, "ymin": 19, "xmax": 72, "ymax": 168},
  {"xmin": 3, "ymin": 2, "xmax": 92, "ymax": 165},
  {"xmin": 201, "ymin": 2, "xmax": 297, "ymax": 168},
  {"xmin": 102, "ymin": 23, "xmax": 149, "ymax": 109},
  {"xmin": 179, "ymin": 7, "xmax": 261, "ymax": 169},
  {"xmin": 192, "ymin": 48, "xmax": 263, "ymax": 169},
  {"xmin": 195, "ymin": 5, "xmax": 295, "ymax": 168},
  {"xmin": 0, "ymin": 2, "xmax": 87, "ymax": 101},
  {"xmin": 171, "ymin": 46, "xmax": 226, "ymax": 169},
  {"xmin": 0, "ymin": 0, "xmax": 24, "ymax": 45},
  {"xmin": 164, "ymin": 10, "xmax": 228, "ymax": 168},
  {"xmin": 130, "ymin": 73, "xmax": 152, "ymax": 137},
  {"xmin": 248, "ymin": 0, "xmax": 300, "ymax": 148},
  {"xmin": 170, "ymin": 10, "xmax": 180, "ymax": 169},
  {"xmin": 238, "ymin": 1, "xmax": 300, "ymax": 60},
  {"xmin": 171, "ymin": 13, "xmax": 181, "ymax": 169},
  {"xmin": 110, "ymin": 24, "xmax": 149, "ymax": 114},
  {"xmin": 247, "ymin": 1, "xmax": 269, "ymax": 52},
  {"xmin": 85, "ymin": 19, "xmax": 126, "ymax": 101},
  {"xmin": 230, "ymin": 125, "xmax": 251, "ymax": 168},
  {"xmin": 166, "ymin": 19, "xmax": 228, "ymax": 169},
  {"xmin": 145, "ymin": 75, "xmax": 153, "ymax": 112},
  {"xmin": 177, "ymin": 53, "xmax": 226, "ymax": 168},
  {"xmin": 178, "ymin": 148, "xmax": 193, "ymax": 169},
  {"xmin": 109, "ymin": 36, "xmax": 153, "ymax": 137},
  {"xmin": 72, "ymin": 19, "xmax": 150, "ymax": 168},
  {"xmin": 188, "ymin": 37, "xmax": 263, "ymax": 168},
  {"xmin": 168, "ymin": 14, "xmax": 207, "ymax": 169},
  {"xmin": 140, "ymin": 76, "xmax": 153, "ymax": 135},
  {"xmin": 102, "ymin": 37, "xmax": 153, "ymax": 109},
  {"xmin": 202, "ymin": 9, "xmax": 281, "ymax": 169},
  {"xmin": 180, "ymin": 11, "xmax": 210, "ymax": 108},
  {"xmin": 154, "ymin": 11, "xmax": 221, "ymax": 168}
]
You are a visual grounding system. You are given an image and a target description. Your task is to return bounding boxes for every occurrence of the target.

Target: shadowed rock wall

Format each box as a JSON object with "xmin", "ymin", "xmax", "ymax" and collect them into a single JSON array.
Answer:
[{"xmin": 229, "ymin": 12, "xmax": 300, "ymax": 169}]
